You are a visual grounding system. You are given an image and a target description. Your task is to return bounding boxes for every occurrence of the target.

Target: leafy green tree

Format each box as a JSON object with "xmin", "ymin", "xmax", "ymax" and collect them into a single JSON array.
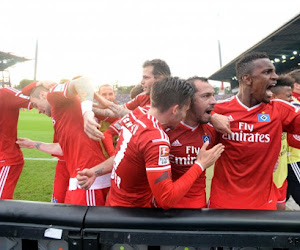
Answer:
[{"xmin": 15, "ymin": 79, "xmax": 34, "ymax": 90}]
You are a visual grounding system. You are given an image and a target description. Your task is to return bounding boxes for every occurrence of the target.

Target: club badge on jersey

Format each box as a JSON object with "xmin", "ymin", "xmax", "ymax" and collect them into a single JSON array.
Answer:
[
  {"xmin": 258, "ymin": 114, "xmax": 270, "ymax": 122},
  {"xmin": 202, "ymin": 135, "xmax": 210, "ymax": 144},
  {"xmin": 158, "ymin": 145, "xmax": 170, "ymax": 165}
]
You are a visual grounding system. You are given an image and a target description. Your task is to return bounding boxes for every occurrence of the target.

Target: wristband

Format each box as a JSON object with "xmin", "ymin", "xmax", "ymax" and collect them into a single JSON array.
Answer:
[
  {"xmin": 194, "ymin": 161, "xmax": 204, "ymax": 171},
  {"xmin": 81, "ymin": 100, "xmax": 93, "ymax": 115}
]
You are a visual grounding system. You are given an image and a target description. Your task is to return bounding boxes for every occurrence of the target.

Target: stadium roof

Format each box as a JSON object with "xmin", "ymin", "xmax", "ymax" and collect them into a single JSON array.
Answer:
[
  {"xmin": 209, "ymin": 13, "xmax": 300, "ymax": 87},
  {"xmin": 0, "ymin": 51, "xmax": 29, "ymax": 71}
]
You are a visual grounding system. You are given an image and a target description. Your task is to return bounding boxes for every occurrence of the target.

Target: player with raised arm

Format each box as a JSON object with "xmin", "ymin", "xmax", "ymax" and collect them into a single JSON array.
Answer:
[{"xmin": 28, "ymin": 77, "xmax": 110, "ymax": 206}]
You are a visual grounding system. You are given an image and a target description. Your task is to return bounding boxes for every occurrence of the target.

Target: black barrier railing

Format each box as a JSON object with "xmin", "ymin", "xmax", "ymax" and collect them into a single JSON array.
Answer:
[{"xmin": 0, "ymin": 200, "xmax": 300, "ymax": 250}]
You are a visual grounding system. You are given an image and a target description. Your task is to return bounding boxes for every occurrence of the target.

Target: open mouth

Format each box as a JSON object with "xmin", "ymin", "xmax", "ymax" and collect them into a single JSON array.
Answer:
[{"xmin": 266, "ymin": 83, "xmax": 276, "ymax": 97}]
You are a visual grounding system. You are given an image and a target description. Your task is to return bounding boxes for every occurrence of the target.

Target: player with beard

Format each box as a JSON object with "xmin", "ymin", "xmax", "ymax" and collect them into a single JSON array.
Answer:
[
  {"xmin": 209, "ymin": 52, "xmax": 300, "ymax": 210},
  {"xmin": 166, "ymin": 76, "xmax": 219, "ymax": 208}
]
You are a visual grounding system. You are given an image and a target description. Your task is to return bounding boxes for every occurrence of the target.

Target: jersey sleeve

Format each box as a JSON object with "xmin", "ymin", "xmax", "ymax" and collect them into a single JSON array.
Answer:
[
  {"xmin": 123, "ymin": 96, "xmax": 140, "ymax": 110},
  {"xmin": 278, "ymin": 101, "xmax": 300, "ymax": 134},
  {"xmin": 144, "ymin": 140, "xmax": 203, "ymax": 209},
  {"xmin": 287, "ymin": 133, "xmax": 300, "ymax": 149},
  {"xmin": 102, "ymin": 129, "xmax": 117, "ymax": 156},
  {"xmin": 4, "ymin": 89, "xmax": 30, "ymax": 109}
]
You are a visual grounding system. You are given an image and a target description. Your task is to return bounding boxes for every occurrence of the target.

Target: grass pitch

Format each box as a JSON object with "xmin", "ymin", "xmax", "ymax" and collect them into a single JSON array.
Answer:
[{"xmin": 14, "ymin": 109, "xmax": 56, "ymax": 202}]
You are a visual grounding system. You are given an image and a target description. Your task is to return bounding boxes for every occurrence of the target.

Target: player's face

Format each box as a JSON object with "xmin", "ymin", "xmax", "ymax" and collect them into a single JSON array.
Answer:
[
  {"xmin": 249, "ymin": 58, "xmax": 278, "ymax": 104},
  {"xmin": 99, "ymin": 86, "xmax": 116, "ymax": 102},
  {"xmin": 141, "ymin": 66, "xmax": 156, "ymax": 95},
  {"xmin": 274, "ymin": 86, "xmax": 293, "ymax": 102},
  {"xmin": 30, "ymin": 96, "xmax": 51, "ymax": 117},
  {"xmin": 190, "ymin": 80, "xmax": 216, "ymax": 124}
]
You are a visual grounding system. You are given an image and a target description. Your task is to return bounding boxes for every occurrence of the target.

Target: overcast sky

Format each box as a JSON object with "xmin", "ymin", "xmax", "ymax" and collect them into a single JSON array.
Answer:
[{"xmin": 2, "ymin": 0, "xmax": 300, "ymax": 87}]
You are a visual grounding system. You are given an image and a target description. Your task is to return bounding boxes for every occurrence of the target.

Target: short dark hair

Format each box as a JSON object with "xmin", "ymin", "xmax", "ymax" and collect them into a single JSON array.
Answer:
[
  {"xmin": 288, "ymin": 69, "xmax": 300, "ymax": 89},
  {"xmin": 186, "ymin": 76, "xmax": 209, "ymax": 89},
  {"xmin": 271, "ymin": 74, "xmax": 294, "ymax": 94},
  {"xmin": 143, "ymin": 59, "xmax": 171, "ymax": 78},
  {"xmin": 30, "ymin": 85, "xmax": 49, "ymax": 99},
  {"xmin": 235, "ymin": 52, "xmax": 269, "ymax": 81},
  {"xmin": 151, "ymin": 77, "xmax": 194, "ymax": 113}
]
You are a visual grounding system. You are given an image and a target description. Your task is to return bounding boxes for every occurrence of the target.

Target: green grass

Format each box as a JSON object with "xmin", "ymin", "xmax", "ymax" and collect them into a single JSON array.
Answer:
[{"xmin": 14, "ymin": 109, "xmax": 56, "ymax": 202}]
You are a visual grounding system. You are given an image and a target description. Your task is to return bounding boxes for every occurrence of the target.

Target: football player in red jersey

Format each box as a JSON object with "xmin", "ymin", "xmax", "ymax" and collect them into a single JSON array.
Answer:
[
  {"xmin": 0, "ymin": 87, "xmax": 32, "ymax": 199},
  {"xmin": 288, "ymin": 69, "xmax": 300, "ymax": 102},
  {"xmin": 209, "ymin": 52, "xmax": 300, "ymax": 210},
  {"xmin": 166, "ymin": 76, "xmax": 219, "ymax": 208},
  {"xmin": 90, "ymin": 59, "xmax": 171, "ymax": 123},
  {"xmin": 27, "ymin": 77, "xmax": 110, "ymax": 206}
]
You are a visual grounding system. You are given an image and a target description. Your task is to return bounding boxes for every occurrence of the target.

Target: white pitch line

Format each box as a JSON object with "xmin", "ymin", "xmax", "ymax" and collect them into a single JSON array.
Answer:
[{"xmin": 24, "ymin": 157, "xmax": 58, "ymax": 161}]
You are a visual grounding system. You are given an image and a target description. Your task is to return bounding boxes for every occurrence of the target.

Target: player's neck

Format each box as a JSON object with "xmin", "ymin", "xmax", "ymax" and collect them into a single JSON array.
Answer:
[
  {"xmin": 183, "ymin": 112, "xmax": 198, "ymax": 127},
  {"xmin": 148, "ymin": 107, "xmax": 169, "ymax": 129},
  {"xmin": 237, "ymin": 91, "xmax": 260, "ymax": 108}
]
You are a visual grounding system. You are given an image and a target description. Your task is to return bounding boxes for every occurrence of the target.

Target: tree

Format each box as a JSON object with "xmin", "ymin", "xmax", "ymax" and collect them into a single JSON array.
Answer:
[{"xmin": 15, "ymin": 79, "xmax": 34, "ymax": 90}]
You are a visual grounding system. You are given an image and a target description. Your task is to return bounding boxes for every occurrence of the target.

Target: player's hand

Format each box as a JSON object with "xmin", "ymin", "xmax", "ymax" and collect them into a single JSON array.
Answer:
[
  {"xmin": 210, "ymin": 113, "xmax": 232, "ymax": 134},
  {"xmin": 196, "ymin": 141, "xmax": 224, "ymax": 169},
  {"xmin": 16, "ymin": 138, "xmax": 36, "ymax": 149},
  {"xmin": 36, "ymin": 80, "xmax": 57, "ymax": 89},
  {"xmin": 94, "ymin": 92, "xmax": 111, "ymax": 109},
  {"xmin": 83, "ymin": 111, "xmax": 104, "ymax": 141},
  {"xmin": 77, "ymin": 169, "xmax": 96, "ymax": 190}
]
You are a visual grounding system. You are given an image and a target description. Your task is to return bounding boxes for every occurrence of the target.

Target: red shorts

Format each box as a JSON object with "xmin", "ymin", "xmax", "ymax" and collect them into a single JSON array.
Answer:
[
  {"xmin": 0, "ymin": 164, "xmax": 23, "ymax": 199},
  {"xmin": 277, "ymin": 179, "xmax": 288, "ymax": 204},
  {"xmin": 64, "ymin": 187, "xmax": 110, "ymax": 206},
  {"xmin": 52, "ymin": 160, "xmax": 69, "ymax": 203}
]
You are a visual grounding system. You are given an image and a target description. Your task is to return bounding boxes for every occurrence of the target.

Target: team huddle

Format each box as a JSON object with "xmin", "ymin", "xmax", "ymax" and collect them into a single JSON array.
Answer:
[{"xmin": 1, "ymin": 52, "xmax": 300, "ymax": 210}]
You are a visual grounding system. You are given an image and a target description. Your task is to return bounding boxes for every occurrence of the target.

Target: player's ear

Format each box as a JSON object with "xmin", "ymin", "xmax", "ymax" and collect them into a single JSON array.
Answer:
[
  {"xmin": 40, "ymin": 91, "xmax": 48, "ymax": 100},
  {"xmin": 171, "ymin": 104, "xmax": 179, "ymax": 115},
  {"xmin": 242, "ymin": 74, "xmax": 252, "ymax": 86}
]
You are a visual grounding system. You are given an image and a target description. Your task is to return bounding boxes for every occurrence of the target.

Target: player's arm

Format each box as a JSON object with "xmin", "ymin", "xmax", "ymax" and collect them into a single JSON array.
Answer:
[
  {"xmin": 16, "ymin": 138, "xmax": 63, "ymax": 156},
  {"xmin": 210, "ymin": 113, "xmax": 232, "ymax": 134},
  {"xmin": 66, "ymin": 76, "xmax": 104, "ymax": 141},
  {"xmin": 76, "ymin": 156, "xmax": 114, "ymax": 189},
  {"xmin": 147, "ymin": 141, "xmax": 224, "ymax": 210},
  {"xmin": 93, "ymin": 106, "xmax": 120, "ymax": 119},
  {"xmin": 94, "ymin": 92, "xmax": 130, "ymax": 118}
]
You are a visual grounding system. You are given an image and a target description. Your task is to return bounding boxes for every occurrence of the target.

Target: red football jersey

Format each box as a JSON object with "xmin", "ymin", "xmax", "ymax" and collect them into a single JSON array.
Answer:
[
  {"xmin": 292, "ymin": 91, "xmax": 300, "ymax": 102},
  {"xmin": 210, "ymin": 96, "xmax": 300, "ymax": 209},
  {"xmin": 167, "ymin": 122, "xmax": 217, "ymax": 208},
  {"xmin": 123, "ymin": 93, "xmax": 150, "ymax": 110},
  {"xmin": 47, "ymin": 83, "xmax": 108, "ymax": 181},
  {"xmin": 0, "ymin": 87, "xmax": 31, "ymax": 167},
  {"xmin": 106, "ymin": 109, "xmax": 204, "ymax": 209}
]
